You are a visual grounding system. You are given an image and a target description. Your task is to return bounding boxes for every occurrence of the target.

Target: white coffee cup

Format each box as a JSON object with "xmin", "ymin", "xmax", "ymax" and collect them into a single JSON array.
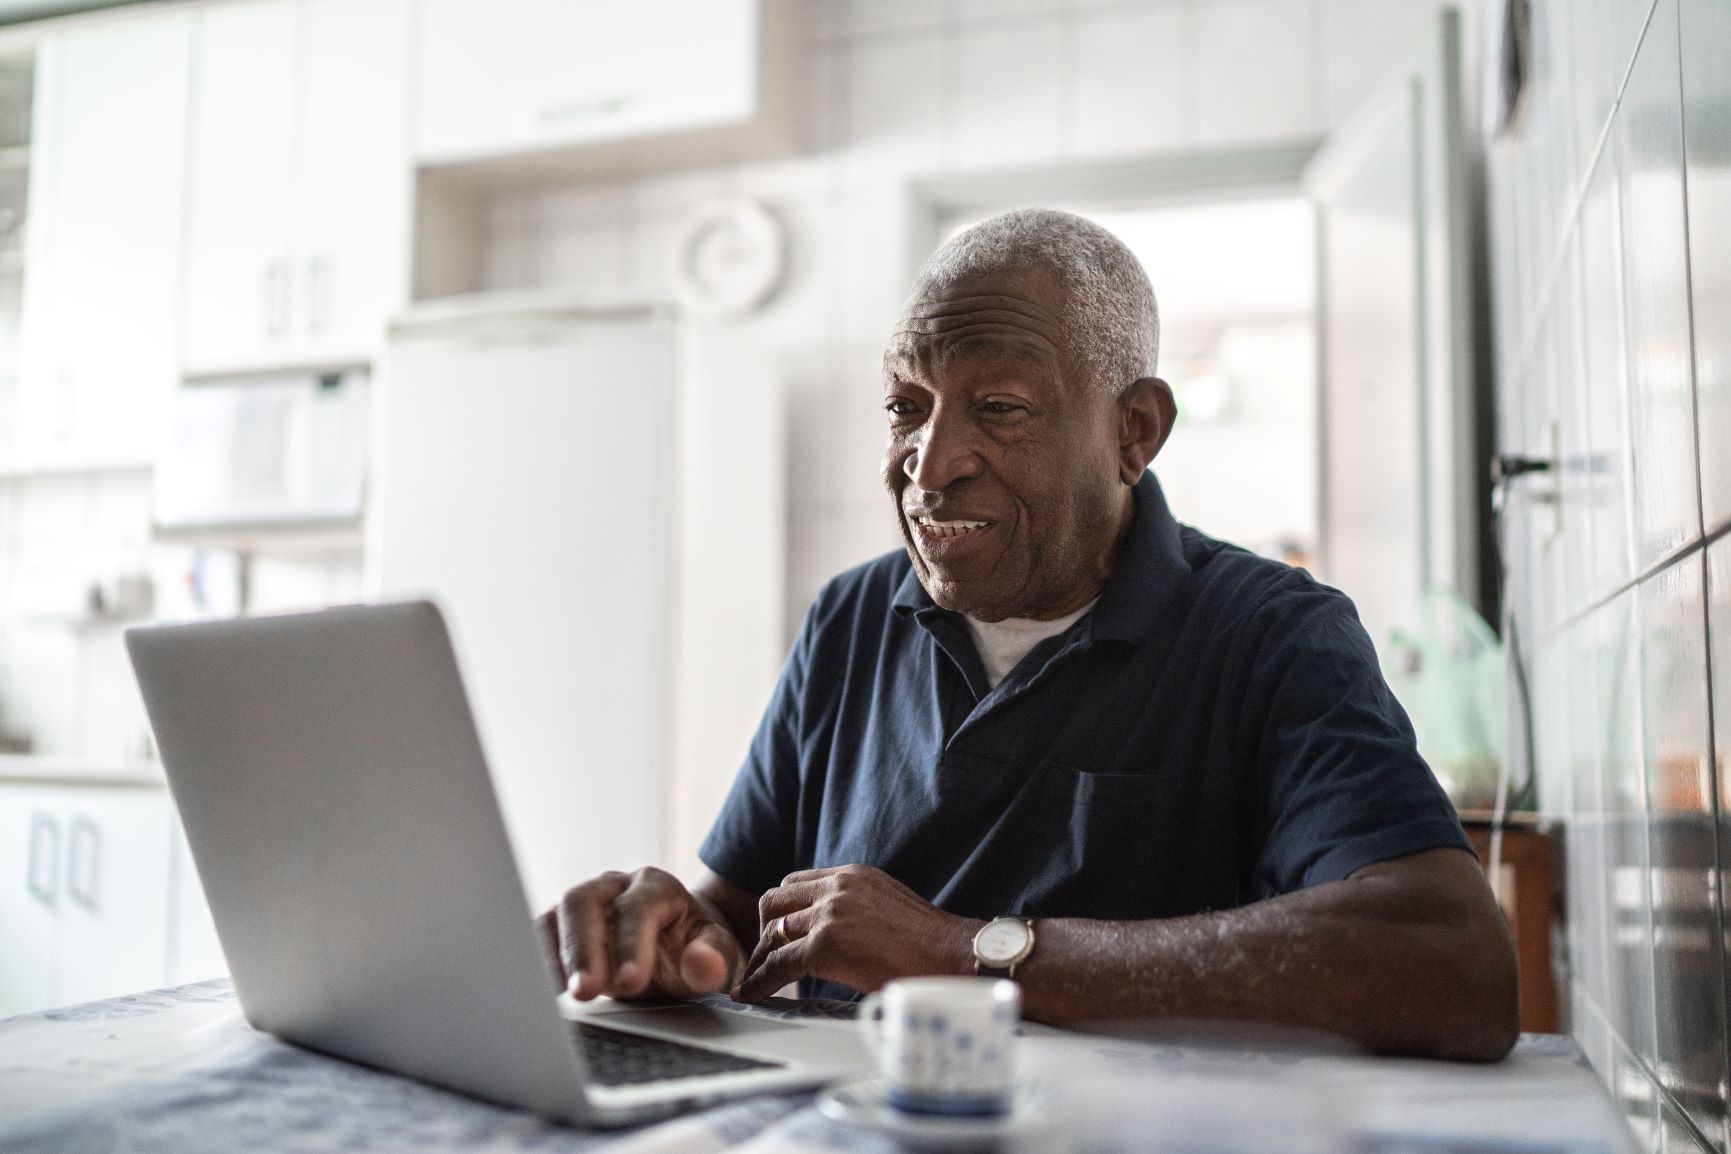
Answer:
[{"xmin": 856, "ymin": 976, "xmax": 1021, "ymax": 1116}]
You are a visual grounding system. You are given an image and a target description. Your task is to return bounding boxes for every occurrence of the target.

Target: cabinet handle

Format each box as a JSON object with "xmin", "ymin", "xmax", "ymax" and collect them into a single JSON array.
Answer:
[
  {"xmin": 66, "ymin": 815, "xmax": 100, "ymax": 912},
  {"xmin": 277, "ymin": 257, "xmax": 294, "ymax": 337},
  {"xmin": 306, "ymin": 254, "xmax": 330, "ymax": 336},
  {"xmin": 536, "ymin": 92, "xmax": 633, "ymax": 126},
  {"xmin": 263, "ymin": 259, "xmax": 289, "ymax": 338},
  {"xmin": 26, "ymin": 812, "xmax": 59, "ymax": 908}
]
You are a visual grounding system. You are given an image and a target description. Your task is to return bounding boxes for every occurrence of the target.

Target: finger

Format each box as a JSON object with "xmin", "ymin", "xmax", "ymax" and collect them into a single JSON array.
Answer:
[
  {"xmin": 776, "ymin": 867, "xmax": 844, "ymax": 886},
  {"xmin": 742, "ymin": 904, "xmax": 818, "ymax": 979},
  {"xmin": 537, "ymin": 910, "xmax": 566, "ymax": 994},
  {"xmin": 557, "ymin": 873, "xmax": 629, "ymax": 999},
  {"xmin": 610, "ymin": 874, "xmax": 688, "ymax": 997},
  {"xmin": 676, "ymin": 922, "xmax": 740, "ymax": 995},
  {"xmin": 741, "ymin": 917, "xmax": 779, "ymax": 981},
  {"xmin": 735, "ymin": 936, "xmax": 814, "ymax": 1003},
  {"xmin": 757, "ymin": 880, "xmax": 826, "ymax": 929}
]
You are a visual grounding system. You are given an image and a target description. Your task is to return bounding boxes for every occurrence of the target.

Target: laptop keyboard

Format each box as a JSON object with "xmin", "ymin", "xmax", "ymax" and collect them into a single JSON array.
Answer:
[{"xmin": 569, "ymin": 1020, "xmax": 784, "ymax": 1087}]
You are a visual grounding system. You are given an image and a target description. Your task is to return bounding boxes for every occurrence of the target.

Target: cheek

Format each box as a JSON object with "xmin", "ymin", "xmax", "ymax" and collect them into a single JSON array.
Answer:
[{"xmin": 1013, "ymin": 467, "xmax": 1093, "ymax": 554}]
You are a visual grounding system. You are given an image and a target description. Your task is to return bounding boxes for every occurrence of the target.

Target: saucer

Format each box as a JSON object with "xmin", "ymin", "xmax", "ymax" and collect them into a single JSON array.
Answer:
[{"xmin": 816, "ymin": 1077, "xmax": 1049, "ymax": 1145}]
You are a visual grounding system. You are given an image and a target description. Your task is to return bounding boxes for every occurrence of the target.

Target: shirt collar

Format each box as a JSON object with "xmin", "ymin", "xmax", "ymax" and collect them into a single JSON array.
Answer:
[{"xmin": 890, "ymin": 470, "xmax": 1190, "ymax": 646}]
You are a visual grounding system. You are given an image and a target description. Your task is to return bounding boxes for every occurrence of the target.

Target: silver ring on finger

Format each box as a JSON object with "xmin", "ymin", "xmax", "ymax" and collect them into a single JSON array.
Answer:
[{"xmin": 772, "ymin": 915, "xmax": 789, "ymax": 947}]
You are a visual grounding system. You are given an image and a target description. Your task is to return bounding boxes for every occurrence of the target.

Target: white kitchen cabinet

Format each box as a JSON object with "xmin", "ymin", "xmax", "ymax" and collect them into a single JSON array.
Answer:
[
  {"xmin": 50, "ymin": 789, "xmax": 174, "ymax": 1007},
  {"xmin": 166, "ymin": 813, "xmax": 226, "ymax": 986},
  {"xmin": 0, "ymin": 782, "xmax": 185, "ymax": 1018},
  {"xmin": 413, "ymin": 0, "xmax": 801, "ymax": 178},
  {"xmin": 0, "ymin": 787, "xmax": 57, "ymax": 1016},
  {"xmin": 180, "ymin": 0, "xmax": 299, "ymax": 375},
  {"xmin": 15, "ymin": 11, "xmax": 192, "ymax": 466},
  {"xmin": 292, "ymin": 0, "xmax": 411, "ymax": 363},
  {"xmin": 182, "ymin": 0, "xmax": 409, "ymax": 375}
]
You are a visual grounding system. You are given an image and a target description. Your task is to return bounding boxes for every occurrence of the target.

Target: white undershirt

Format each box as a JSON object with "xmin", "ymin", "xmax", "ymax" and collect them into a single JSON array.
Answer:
[{"xmin": 962, "ymin": 598, "xmax": 1099, "ymax": 689}]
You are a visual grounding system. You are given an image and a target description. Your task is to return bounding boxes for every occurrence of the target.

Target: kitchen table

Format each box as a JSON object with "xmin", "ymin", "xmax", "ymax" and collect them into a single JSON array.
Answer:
[{"xmin": 0, "ymin": 979, "xmax": 1638, "ymax": 1152}]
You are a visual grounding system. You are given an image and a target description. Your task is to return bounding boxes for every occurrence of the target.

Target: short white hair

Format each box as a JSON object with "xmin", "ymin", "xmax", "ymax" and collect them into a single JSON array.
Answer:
[{"xmin": 906, "ymin": 208, "xmax": 1160, "ymax": 396}]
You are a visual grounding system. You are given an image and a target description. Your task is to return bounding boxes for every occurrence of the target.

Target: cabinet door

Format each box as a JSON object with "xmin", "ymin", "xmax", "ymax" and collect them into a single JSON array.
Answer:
[
  {"xmin": 15, "ymin": 12, "xmax": 192, "ymax": 463},
  {"xmin": 166, "ymin": 815, "xmax": 226, "ymax": 985},
  {"xmin": 291, "ymin": 0, "xmax": 409, "ymax": 364},
  {"xmin": 51, "ymin": 789, "xmax": 173, "ymax": 1007},
  {"xmin": 414, "ymin": 0, "xmax": 755, "ymax": 164},
  {"xmin": 0, "ymin": 788, "xmax": 60, "ymax": 1018},
  {"xmin": 182, "ymin": 0, "xmax": 300, "ymax": 375}
]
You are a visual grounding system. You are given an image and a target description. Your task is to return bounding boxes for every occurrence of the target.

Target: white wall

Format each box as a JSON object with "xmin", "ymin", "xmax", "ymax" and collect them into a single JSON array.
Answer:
[
  {"xmin": 0, "ymin": 470, "xmax": 153, "ymax": 759},
  {"xmin": 0, "ymin": 467, "xmax": 360, "ymax": 761},
  {"xmin": 479, "ymin": 0, "xmax": 1457, "ymax": 640}
]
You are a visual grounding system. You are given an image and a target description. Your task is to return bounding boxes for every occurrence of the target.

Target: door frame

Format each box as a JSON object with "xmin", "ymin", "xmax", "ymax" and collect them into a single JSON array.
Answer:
[{"xmin": 903, "ymin": 142, "xmax": 1324, "ymax": 288}]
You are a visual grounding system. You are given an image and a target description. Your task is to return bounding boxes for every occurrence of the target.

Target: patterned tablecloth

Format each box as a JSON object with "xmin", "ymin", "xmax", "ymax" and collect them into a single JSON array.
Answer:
[{"xmin": 0, "ymin": 980, "xmax": 1638, "ymax": 1153}]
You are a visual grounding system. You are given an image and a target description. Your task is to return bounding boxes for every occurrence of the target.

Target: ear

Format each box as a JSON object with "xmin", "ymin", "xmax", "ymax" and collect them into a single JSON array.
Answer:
[{"xmin": 1116, "ymin": 377, "xmax": 1176, "ymax": 485}]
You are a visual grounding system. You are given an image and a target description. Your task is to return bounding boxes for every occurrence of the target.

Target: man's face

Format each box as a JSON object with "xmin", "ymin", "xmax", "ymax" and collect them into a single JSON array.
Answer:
[{"xmin": 881, "ymin": 266, "xmax": 1133, "ymax": 622}]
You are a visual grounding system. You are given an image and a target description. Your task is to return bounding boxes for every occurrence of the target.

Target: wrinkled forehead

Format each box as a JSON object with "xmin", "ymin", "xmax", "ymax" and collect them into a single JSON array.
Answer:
[{"xmin": 883, "ymin": 266, "xmax": 1072, "ymax": 386}]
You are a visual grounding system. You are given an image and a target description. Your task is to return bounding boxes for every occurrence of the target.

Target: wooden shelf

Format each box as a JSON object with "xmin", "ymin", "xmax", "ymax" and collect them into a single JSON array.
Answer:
[{"xmin": 1464, "ymin": 821, "xmax": 1560, "ymax": 1034}]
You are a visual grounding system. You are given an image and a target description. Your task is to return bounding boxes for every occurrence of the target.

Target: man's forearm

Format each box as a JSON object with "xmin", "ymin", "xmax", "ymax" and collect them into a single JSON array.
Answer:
[{"xmin": 986, "ymin": 850, "xmax": 1519, "ymax": 1062}]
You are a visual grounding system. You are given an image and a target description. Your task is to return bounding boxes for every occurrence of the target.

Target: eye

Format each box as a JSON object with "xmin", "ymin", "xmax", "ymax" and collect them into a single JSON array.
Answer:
[
  {"xmin": 980, "ymin": 400, "xmax": 1025, "ymax": 416},
  {"xmin": 885, "ymin": 398, "xmax": 921, "ymax": 417}
]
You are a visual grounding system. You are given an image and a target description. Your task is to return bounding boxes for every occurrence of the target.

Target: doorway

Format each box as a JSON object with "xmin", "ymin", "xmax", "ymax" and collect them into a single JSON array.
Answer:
[{"xmin": 938, "ymin": 195, "xmax": 1318, "ymax": 567}]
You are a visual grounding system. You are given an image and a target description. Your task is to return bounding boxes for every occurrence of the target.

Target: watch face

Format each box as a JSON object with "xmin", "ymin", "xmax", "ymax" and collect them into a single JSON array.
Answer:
[{"xmin": 976, "ymin": 919, "xmax": 1031, "ymax": 965}]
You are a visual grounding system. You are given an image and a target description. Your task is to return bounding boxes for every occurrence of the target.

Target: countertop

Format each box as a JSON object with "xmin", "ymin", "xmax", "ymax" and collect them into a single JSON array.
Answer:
[{"xmin": 0, "ymin": 754, "xmax": 166, "ymax": 789}]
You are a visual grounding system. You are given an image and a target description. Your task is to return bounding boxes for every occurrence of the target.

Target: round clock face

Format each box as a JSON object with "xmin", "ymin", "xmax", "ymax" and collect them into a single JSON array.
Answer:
[
  {"xmin": 672, "ymin": 198, "xmax": 787, "ymax": 318},
  {"xmin": 976, "ymin": 919, "xmax": 1031, "ymax": 964}
]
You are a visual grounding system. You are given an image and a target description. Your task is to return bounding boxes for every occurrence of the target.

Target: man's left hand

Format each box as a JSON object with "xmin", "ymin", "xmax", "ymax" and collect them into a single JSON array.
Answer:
[{"xmin": 734, "ymin": 864, "xmax": 983, "ymax": 1002}]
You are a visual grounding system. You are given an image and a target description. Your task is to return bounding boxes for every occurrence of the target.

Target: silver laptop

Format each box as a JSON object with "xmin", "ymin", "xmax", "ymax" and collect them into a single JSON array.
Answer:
[{"xmin": 125, "ymin": 599, "xmax": 870, "ymax": 1127}]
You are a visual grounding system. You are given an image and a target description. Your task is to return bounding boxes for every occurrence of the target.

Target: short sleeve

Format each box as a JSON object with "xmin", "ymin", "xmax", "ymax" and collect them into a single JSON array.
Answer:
[
  {"xmin": 697, "ymin": 604, "xmax": 815, "ymax": 895},
  {"xmin": 1249, "ymin": 584, "xmax": 1471, "ymax": 896}
]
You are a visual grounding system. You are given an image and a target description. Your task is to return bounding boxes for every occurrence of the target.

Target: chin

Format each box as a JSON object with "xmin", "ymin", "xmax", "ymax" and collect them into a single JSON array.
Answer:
[
  {"xmin": 919, "ymin": 575, "xmax": 1012, "ymax": 620},
  {"xmin": 904, "ymin": 542, "xmax": 1029, "ymax": 620}
]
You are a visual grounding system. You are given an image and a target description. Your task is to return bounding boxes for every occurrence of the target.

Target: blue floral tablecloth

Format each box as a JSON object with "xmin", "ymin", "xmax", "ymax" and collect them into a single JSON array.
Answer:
[{"xmin": 0, "ymin": 980, "xmax": 1639, "ymax": 1154}]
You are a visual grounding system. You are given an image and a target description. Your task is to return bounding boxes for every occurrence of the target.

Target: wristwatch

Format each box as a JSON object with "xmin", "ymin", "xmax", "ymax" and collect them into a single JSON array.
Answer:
[{"xmin": 972, "ymin": 916, "xmax": 1035, "ymax": 979}]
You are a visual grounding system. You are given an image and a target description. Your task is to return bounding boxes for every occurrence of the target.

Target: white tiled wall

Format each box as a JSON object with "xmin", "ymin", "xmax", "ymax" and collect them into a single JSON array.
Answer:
[
  {"xmin": 478, "ymin": 0, "xmax": 1458, "ymax": 639},
  {"xmin": 0, "ymin": 470, "xmax": 363, "ymax": 762},
  {"xmin": 0, "ymin": 469, "xmax": 154, "ymax": 759},
  {"xmin": 1494, "ymin": 0, "xmax": 1729, "ymax": 1149}
]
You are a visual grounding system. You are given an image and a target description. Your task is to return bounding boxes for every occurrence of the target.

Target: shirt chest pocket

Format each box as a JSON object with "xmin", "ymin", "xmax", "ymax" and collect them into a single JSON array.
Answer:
[
  {"xmin": 1042, "ymin": 763, "xmax": 1173, "ymax": 808},
  {"xmin": 1026, "ymin": 763, "xmax": 1181, "ymax": 918}
]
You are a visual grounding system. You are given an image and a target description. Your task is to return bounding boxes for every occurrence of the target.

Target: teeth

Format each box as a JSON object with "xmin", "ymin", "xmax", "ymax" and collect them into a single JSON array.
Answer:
[{"xmin": 914, "ymin": 516, "xmax": 989, "ymax": 539}]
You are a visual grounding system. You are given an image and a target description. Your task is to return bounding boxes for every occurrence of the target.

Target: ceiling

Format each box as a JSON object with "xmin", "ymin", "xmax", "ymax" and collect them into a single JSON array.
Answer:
[{"xmin": 0, "ymin": 0, "xmax": 147, "ymax": 27}]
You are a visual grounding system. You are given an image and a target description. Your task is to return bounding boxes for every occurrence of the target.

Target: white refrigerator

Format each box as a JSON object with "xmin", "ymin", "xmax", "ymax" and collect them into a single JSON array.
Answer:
[{"xmin": 369, "ymin": 293, "xmax": 785, "ymax": 909}]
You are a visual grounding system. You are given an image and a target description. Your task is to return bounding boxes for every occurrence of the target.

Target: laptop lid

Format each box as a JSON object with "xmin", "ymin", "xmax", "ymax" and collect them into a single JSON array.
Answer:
[{"xmin": 126, "ymin": 600, "xmax": 594, "ymax": 1125}]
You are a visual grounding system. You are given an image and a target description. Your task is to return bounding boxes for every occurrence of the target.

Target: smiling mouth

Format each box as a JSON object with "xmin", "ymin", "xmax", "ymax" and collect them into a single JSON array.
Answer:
[{"xmin": 911, "ymin": 515, "xmax": 993, "ymax": 540}]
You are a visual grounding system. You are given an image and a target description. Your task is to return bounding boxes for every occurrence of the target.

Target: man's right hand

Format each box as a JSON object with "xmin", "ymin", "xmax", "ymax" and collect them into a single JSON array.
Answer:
[{"xmin": 537, "ymin": 867, "xmax": 749, "ymax": 1001}]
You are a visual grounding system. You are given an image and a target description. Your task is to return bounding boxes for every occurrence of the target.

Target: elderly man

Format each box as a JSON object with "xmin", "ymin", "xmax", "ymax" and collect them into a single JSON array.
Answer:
[{"xmin": 541, "ymin": 208, "xmax": 1518, "ymax": 1062}]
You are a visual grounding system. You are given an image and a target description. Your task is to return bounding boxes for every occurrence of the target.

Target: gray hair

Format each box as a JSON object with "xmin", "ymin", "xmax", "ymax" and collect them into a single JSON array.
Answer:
[{"xmin": 905, "ymin": 207, "xmax": 1160, "ymax": 396}]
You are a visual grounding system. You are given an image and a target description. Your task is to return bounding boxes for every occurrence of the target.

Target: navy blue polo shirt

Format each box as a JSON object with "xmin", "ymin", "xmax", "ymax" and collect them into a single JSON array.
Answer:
[{"xmin": 700, "ymin": 471, "xmax": 1468, "ymax": 991}]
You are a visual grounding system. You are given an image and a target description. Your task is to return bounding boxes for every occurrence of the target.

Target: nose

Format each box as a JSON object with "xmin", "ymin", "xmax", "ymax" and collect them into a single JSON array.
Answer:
[{"xmin": 902, "ymin": 407, "xmax": 984, "ymax": 493}]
